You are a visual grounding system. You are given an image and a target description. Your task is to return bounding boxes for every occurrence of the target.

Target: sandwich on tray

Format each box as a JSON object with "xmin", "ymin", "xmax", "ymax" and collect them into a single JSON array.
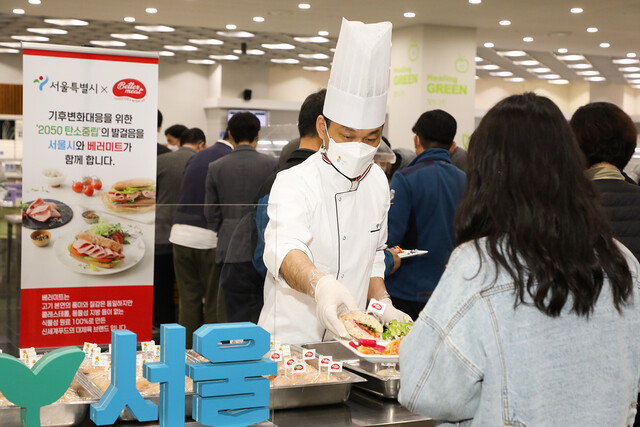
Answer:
[{"xmin": 100, "ymin": 178, "xmax": 156, "ymax": 213}]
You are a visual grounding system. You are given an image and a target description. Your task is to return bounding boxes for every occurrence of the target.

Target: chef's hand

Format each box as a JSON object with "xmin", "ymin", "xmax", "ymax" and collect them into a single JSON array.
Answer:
[
  {"xmin": 314, "ymin": 275, "xmax": 360, "ymax": 339},
  {"xmin": 379, "ymin": 297, "xmax": 412, "ymax": 323}
]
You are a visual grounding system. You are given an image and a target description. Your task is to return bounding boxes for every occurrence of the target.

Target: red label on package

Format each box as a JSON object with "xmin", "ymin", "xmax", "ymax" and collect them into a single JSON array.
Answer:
[
  {"xmin": 367, "ymin": 298, "xmax": 387, "ymax": 316},
  {"xmin": 319, "ymin": 355, "xmax": 333, "ymax": 367},
  {"xmin": 285, "ymin": 357, "xmax": 296, "ymax": 366},
  {"xmin": 303, "ymin": 349, "xmax": 316, "ymax": 360},
  {"xmin": 293, "ymin": 362, "xmax": 306, "ymax": 373},
  {"xmin": 329, "ymin": 361, "xmax": 343, "ymax": 372},
  {"xmin": 270, "ymin": 351, "xmax": 282, "ymax": 361}
]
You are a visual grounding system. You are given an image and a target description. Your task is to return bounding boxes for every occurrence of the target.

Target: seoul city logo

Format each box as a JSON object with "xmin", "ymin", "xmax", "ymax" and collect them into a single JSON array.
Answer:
[{"xmin": 33, "ymin": 75, "xmax": 49, "ymax": 91}]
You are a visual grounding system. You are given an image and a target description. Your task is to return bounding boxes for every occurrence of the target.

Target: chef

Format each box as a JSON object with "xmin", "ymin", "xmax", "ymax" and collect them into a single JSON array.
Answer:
[{"xmin": 258, "ymin": 18, "xmax": 409, "ymax": 344}]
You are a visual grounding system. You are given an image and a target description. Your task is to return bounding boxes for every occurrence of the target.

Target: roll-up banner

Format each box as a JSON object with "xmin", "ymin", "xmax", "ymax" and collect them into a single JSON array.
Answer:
[{"xmin": 20, "ymin": 43, "xmax": 158, "ymax": 347}]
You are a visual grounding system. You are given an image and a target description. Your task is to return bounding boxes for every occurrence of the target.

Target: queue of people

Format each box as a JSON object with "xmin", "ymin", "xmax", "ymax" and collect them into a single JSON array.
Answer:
[{"xmin": 151, "ymin": 17, "xmax": 640, "ymax": 425}]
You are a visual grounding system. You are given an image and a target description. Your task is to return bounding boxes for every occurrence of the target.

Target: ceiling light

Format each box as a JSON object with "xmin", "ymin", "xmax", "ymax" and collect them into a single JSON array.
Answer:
[
  {"xmin": 567, "ymin": 63, "xmax": 592, "ymax": 69},
  {"xmin": 226, "ymin": 24, "xmax": 237, "ymax": 30},
  {"xmin": 13, "ymin": 9, "xmax": 25, "ymax": 14},
  {"xmin": 124, "ymin": 17, "xmax": 135, "ymax": 23},
  {"xmin": 529, "ymin": 67, "xmax": 551, "ymax": 73},
  {"xmin": 523, "ymin": 37, "xmax": 534, "ymax": 42},
  {"xmin": 557, "ymin": 48, "xmax": 568, "ymax": 54},
  {"xmin": 0, "ymin": 48, "xmax": 19, "ymax": 53},
  {"xmin": 262, "ymin": 43, "xmax": 295, "ymax": 50},
  {"xmin": 11, "ymin": 35, "xmax": 49, "ymax": 42},
  {"xmin": 187, "ymin": 59, "xmax": 215, "ymax": 65},
  {"xmin": 619, "ymin": 66, "xmax": 640, "ymax": 72},
  {"xmin": 298, "ymin": 3, "xmax": 311, "ymax": 9},
  {"xmin": 44, "ymin": 19, "xmax": 88, "ymax": 26},
  {"xmin": 539, "ymin": 74, "xmax": 561, "ymax": 79},
  {"xmin": 576, "ymin": 70, "xmax": 600, "ymax": 76},
  {"xmin": 158, "ymin": 51, "xmax": 174, "ymax": 57},
  {"xmin": 216, "ymin": 31, "xmax": 254, "ymax": 38},
  {"xmin": 111, "ymin": 33, "xmax": 148, "ymax": 40},
  {"xmin": 90, "ymin": 40, "xmax": 126, "ymax": 47},
  {"xmin": 613, "ymin": 58, "xmax": 639, "ymax": 64},
  {"xmin": 504, "ymin": 77, "xmax": 524, "ymax": 82},
  {"xmin": 600, "ymin": 42, "xmax": 610, "ymax": 48},
  {"xmin": 233, "ymin": 48, "xmax": 264, "ymax": 55},
  {"xmin": 627, "ymin": 53, "xmax": 637, "ymax": 58},
  {"xmin": 209, "ymin": 54, "xmax": 239, "ymax": 60},
  {"xmin": 548, "ymin": 79, "xmax": 569, "ymax": 84},
  {"xmin": 556, "ymin": 54, "xmax": 585, "ymax": 61},
  {"xmin": 189, "ymin": 38, "xmax": 223, "ymax": 45},
  {"xmin": 469, "ymin": 0, "xmax": 482, "ymax": 4},
  {"xmin": 627, "ymin": 79, "xmax": 640, "ymax": 84},
  {"xmin": 404, "ymin": 12, "xmax": 416, "ymax": 18},
  {"xmin": 483, "ymin": 42, "xmax": 494, "ymax": 48},
  {"xmin": 28, "ymin": 0, "xmax": 41, "ymax": 4},
  {"xmin": 145, "ymin": 8, "xmax": 158, "ymax": 13},
  {"xmin": 253, "ymin": 17, "xmax": 264, "ymax": 22},
  {"xmin": 570, "ymin": 7, "xmax": 583, "ymax": 13},
  {"xmin": 0, "ymin": 42, "xmax": 21, "ymax": 48},
  {"xmin": 632, "ymin": 85, "xmax": 640, "ymax": 89},
  {"xmin": 499, "ymin": 20, "xmax": 511, "ymax": 26},
  {"xmin": 271, "ymin": 58, "xmax": 300, "ymax": 64},
  {"xmin": 585, "ymin": 76, "xmax": 605, "ymax": 81},
  {"xmin": 135, "ymin": 25, "xmax": 174, "ymax": 32},
  {"xmin": 586, "ymin": 27, "xmax": 598, "ymax": 33},
  {"xmin": 303, "ymin": 66, "xmax": 329, "ymax": 71},
  {"xmin": 27, "ymin": 28, "xmax": 68, "ymax": 35},
  {"xmin": 164, "ymin": 45, "xmax": 198, "ymax": 51},
  {"xmin": 477, "ymin": 64, "xmax": 500, "ymax": 70},
  {"xmin": 475, "ymin": 56, "xmax": 483, "ymax": 62},
  {"xmin": 513, "ymin": 60, "xmax": 539, "ymax": 66},
  {"xmin": 294, "ymin": 36, "xmax": 329, "ymax": 43},
  {"xmin": 318, "ymin": 31, "xmax": 329, "ymax": 36},
  {"xmin": 625, "ymin": 73, "xmax": 640, "ymax": 79},
  {"xmin": 299, "ymin": 53, "xmax": 329, "ymax": 59},
  {"xmin": 489, "ymin": 71, "xmax": 513, "ymax": 77},
  {"xmin": 498, "ymin": 50, "xmax": 527, "ymax": 57}
]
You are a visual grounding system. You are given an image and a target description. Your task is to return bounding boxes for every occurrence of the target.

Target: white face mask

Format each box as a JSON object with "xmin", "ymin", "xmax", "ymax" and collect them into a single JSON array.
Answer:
[{"xmin": 323, "ymin": 136, "xmax": 378, "ymax": 179}]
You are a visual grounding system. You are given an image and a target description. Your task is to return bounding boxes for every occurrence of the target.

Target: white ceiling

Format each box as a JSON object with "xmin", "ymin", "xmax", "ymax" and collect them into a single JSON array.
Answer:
[{"xmin": 1, "ymin": 0, "xmax": 639, "ymax": 86}]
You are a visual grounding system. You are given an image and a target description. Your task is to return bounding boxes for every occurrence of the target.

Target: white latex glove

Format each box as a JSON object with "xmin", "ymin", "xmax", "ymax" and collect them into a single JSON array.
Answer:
[
  {"xmin": 379, "ymin": 297, "xmax": 412, "ymax": 323},
  {"xmin": 314, "ymin": 275, "xmax": 360, "ymax": 340}
]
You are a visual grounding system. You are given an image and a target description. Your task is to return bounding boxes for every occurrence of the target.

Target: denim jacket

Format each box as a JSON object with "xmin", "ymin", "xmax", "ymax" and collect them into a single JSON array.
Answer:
[{"xmin": 399, "ymin": 238, "xmax": 640, "ymax": 426}]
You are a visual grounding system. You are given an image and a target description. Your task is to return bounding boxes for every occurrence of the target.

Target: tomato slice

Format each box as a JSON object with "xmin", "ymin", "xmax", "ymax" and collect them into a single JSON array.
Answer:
[{"xmin": 111, "ymin": 232, "xmax": 123, "ymax": 244}]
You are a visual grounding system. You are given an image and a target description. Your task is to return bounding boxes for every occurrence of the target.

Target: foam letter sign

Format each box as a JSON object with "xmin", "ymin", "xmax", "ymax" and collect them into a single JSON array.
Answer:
[
  {"xmin": 187, "ymin": 323, "xmax": 276, "ymax": 426},
  {"xmin": 90, "ymin": 330, "xmax": 157, "ymax": 425}
]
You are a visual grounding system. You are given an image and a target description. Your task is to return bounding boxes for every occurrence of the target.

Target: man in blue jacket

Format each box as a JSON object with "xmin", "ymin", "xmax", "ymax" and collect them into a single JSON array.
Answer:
[{"xmin": 386, "ymin": 109, "xmax": 466, "ymax": 319}]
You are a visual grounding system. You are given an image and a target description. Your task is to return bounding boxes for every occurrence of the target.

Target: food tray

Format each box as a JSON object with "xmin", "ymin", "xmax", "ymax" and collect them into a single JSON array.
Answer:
[
  {"xmin": 0, "ymin": 373, "xmax": 99, "ymax": 426},
  {"xmin": 303, "ymin": 341, "xmax": 401, "ymax": 399}
]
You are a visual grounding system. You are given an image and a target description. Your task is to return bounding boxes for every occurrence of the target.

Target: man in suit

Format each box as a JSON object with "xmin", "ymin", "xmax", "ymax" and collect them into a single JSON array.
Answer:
[{"xmin": 154, "ymin": 128, "xmax": 205, "ymax": 327}]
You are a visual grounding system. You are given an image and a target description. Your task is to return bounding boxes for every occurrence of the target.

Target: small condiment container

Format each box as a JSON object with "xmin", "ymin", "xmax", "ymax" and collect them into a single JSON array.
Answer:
[
  {"xmin": 30, "ymin": 230, "xmax": 51, "ymax": 247},
  {"xmin": 82, "ymin": 210, "xmax": 99, "ymax": 224}
]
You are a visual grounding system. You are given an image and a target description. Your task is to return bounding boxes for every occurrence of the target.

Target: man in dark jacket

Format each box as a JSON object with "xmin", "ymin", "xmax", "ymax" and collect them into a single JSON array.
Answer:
[{"xmin": 386, "ymin": 110, "xmax": 466, "ymax": 319}]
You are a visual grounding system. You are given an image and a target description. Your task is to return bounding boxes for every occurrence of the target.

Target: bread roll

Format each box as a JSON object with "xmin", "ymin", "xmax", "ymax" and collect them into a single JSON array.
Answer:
[
  {"xmin": 75, "ymin": 232, "xmax": 123, "ymax": 252},
  {"xmin": 111, "ymin": 178, "xmax": 155, "ymax": 191}
]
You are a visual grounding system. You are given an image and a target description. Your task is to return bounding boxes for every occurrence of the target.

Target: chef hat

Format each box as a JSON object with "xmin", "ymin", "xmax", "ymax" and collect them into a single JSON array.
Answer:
[{"xmin": 323, "ymin": 18, "xmax": 392, "ymax": 130}]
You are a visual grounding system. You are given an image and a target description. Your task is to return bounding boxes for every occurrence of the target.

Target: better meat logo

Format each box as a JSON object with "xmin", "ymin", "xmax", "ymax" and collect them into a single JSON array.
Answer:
[
  {"xmin": 372, "ymin": 302, "xmax": 382, "ymax": 311},
  {"xmin": 113, "ymin": 78, "xmax": 146, "ymax": 100}
]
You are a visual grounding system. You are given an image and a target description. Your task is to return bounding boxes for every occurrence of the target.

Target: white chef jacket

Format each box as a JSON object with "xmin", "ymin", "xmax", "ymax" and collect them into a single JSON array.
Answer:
[{"xmin": 257, "ymin": 151, "xmax": 390, "ymax": 344}]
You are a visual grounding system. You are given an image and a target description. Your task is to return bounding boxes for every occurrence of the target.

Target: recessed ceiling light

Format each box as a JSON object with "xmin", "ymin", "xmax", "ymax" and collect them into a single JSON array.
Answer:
[
  {"xmin": 299, "ymin": 53, "xmax": 329, "ymax": 59},
  {"xmin": 298, "ymin": 3, "xmax": 311, "ymax": 9},
  {"xmin": 318, "ymin": 31, "xmax": 329, "ymax": 36},
  {"xmin": 619, "ymin": 66, "xmax": 640, "ymax": 72},
  {"xmin": 627, "ymin": 79, "xmax": 640, "ymax": 84},
  {"xmin": 556, "ymin": 54, "xmax": 585, "ymax": 61},
  {"xmin": 586, "ymin": 27, "xmax": 598, "ymax": 33},
  {"xmin": 576, "ymin": 70, "xmax": 599, "ymax": 76},
  {"xmin": 475, "ymin": 75, "xmax": 480, "ymax": 80},
  {"xmin": 469, "ymin": 0, "xmax": 482, "ymax": 4},
  {"xmin": 189, "ymin": 38, "xmax": 223, "ymax": 45},
  {"xmin": 187, "ymin": 59, "xmax": 215, "ymax": 65},
  {"xmin": 164, "ymin": 45, "xmax": 198, "ymax": 51},
  {"xmin": 585, "ymin": 76, "xmax": 605, "ymax": 81},
  {"xmin": 566, "ymin": 63, "xmax": 592, "ymax": 69},
  {"xmin": 27, "ymin": 28, "xmax": 68, "ymax": 35},
  {"xmin": 632, "ymin": 85, "xmax": 640, "ymax": 89},
  {"xmin": 570, "ymin": 7, "xmax": 583, "ymax": 13},
  {"xmin": 145, "ymin": 8, "xmax": 158, "ymax": 13},
  {"xmin": 549, "ymin": 79, "xmax": 569, "ymax": 84},
  {"xmin": 600, "ymin": 43, "xmax": 610, "ymax": 48},
  {"xmin": 253, "ymin": 16, "xmax": 265, "ymax": 22},
  {"xmin": 557, "ymin": 48, "xmax": 568, "ymax": 54},
  {"xmin": 513, "ymin": 60, "xmax": 539, "ymax": 66},
  {"xmin": 475, "ymin": 56, "xmax": 484, "ymax": 62},
  {"xmin": 303, "ymin": 66, "xmax": 329, "ymax": 71},
  {"xmin": 11, "ymin": 35, "xmax": 49, "ymax": 42},
  {"xmin": 0, "ymin": 42, "xmax": 21, "ymax": 48},
  {"xmin": 158, "ymin": 51, "xmax": 174, "ymax": 57},
  {"xmin": 124, "ymin": 17, "xmax": 135, "ymax": 23},
  {"xmin": 271, "ymin": 58, "xmax": 300, "ymax": 64},
  {"xmin": 404, "ymin": 12, "xmax": 416, "ymax": 18},
  {"xmin": 483, "ymin": 42, "xmax": 494, "ymax": 48},
  {"xmin": 505, "ymin": 77, "xmax": 524, "ymax": 82},
  {"xmin": 477, "ymin": 64, "xmax": 500, "ymax": 70},
  {"xmin": 262, "ymin": 43, "xmax": 295, "ymax": 50},
  {"xmin": 90, "ymin": 40, "xmax": 126, "ymax": 47},
  {"xmin": 0, "ymin": 48, "xmax": 19, "ymax": 54},
  {"xmin": 216, "ymin": 31, "xmax": 254, "ymax": 38},
  {"xmin": 111, "ymin": 33, "xmax": 148, "ymax": 40},
  {"xmin": 28, "ymin": 0, "xmax": 41, "ymax": 4},
  {"xmin": 627, "ymin": 53, "xmax": 637, "ymax": 58},
  {"xmin": 226, "ymin": 24, "xmax": 237, "ymax": 30},
  {"xmin": 490, "ymin": 71, "xmax": 513, "ymax": 77},
  {"xmin": 523, "ymin": 37, "xmax": 534, "ymax": 42},
  {"xmin": 499, "ymin": 20, "xmax": 511, "ymax": 26},
  {"xmin": 529, "ymin": 67, "xmax": 551, "ymax": 73},
  {"xmin": 612, "ymin": 58, "xmax": 639, "ymax": 64},
  {"xmin": 135, "ymin": 25, "xmax": 174, "ymax": 32},
  {"xmin": 498, "ymin": 50, "xmax": 527, "ymax": 57},
  {"xmin": 625, "ymin": 73, "xmax": 640, "ymax": 79},
  {"xmin": 539, "ymin": 74, "xmax": 561, "ymax": 79},
  {"xmin": 13, "ymin": 9, "xmax": 25, "ymax": 14},
  {"xmin": 233, "ymin": 48, "xmax": 264, "ymax": 55},
  {"xmin": 293, "ymin": 36, "xmax": 329, "ymax": 43},
  {"xmin": 44, "ymin": 19, "xmax": 88, "ymax": 26},
  {"xmin": 209, "ymin": 54, "xmax": 239, "ymax": 60}
]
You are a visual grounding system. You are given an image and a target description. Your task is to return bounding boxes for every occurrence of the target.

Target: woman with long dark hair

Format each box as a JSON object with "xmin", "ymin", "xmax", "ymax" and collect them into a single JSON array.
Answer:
[{"xmin": 399, "ymin": 93, "xmax": 640, "ymax": 426}]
